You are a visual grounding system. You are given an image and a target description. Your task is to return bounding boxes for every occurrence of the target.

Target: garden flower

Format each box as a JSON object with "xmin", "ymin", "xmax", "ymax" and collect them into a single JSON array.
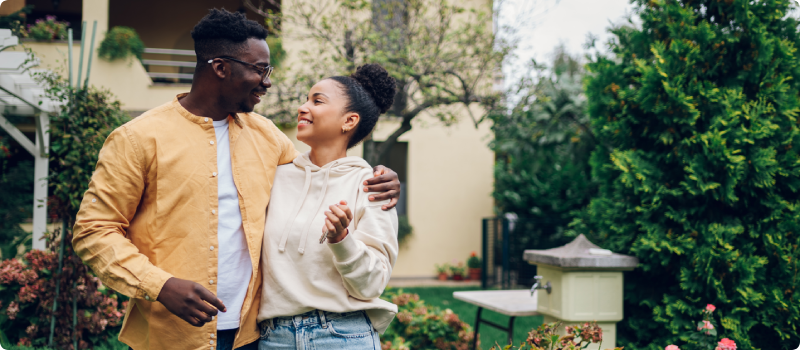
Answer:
[
  {"xmin": 698, "ymin": 320, "xmax": 714, "ymax": 331},
  {"xmin": 715, "ymin": 338, "xmax": 736, "ymax": 350},
  {"xmin": 706, "ymin": 304, "xmax": 716, "ymax": 313},
  {"xmin": 6, "ymin": 301, "xmax": 19, "ymax": 320},
  {"xmin": 665, "ymin": 345, "xmax": 681, "ymax": 350}
]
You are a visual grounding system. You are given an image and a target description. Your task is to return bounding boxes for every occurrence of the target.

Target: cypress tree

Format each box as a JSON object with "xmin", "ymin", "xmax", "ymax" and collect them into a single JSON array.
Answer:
[{"xmin": 579, "ymin": 0, "xmax": 800, "ymax": 348}]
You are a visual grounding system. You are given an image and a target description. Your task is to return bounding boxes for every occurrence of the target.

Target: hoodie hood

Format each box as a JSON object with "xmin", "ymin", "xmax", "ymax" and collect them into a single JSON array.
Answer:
[
  {"xmin": 292, "ymin": 152, "xmax": 372, "ymax": 174},
  {"xmin": 277, "ymin": 152, "xmax": 372, "ymax": 254}
]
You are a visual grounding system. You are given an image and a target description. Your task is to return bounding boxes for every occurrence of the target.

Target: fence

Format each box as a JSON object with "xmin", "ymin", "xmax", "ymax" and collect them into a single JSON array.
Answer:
[
  {"xmin": 142, "ymin": 48, "xmax": 196, "ymax": 84},
  {"xmin": 481, "ymin": 216, "xmax": 571, "ymax": 290}
]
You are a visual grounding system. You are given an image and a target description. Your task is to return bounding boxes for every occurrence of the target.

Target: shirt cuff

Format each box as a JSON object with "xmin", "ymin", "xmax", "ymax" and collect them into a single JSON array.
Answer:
[
  {"xmin": 137, "ymin": 267, "xmax": 173, "ymax": 302},
  {"xmin": 328, "ymin": 232, "xmax": 362, "ymax": 263}
]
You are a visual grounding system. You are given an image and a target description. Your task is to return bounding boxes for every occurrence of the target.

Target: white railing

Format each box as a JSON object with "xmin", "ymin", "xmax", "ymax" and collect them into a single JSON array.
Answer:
[{"xmin": 142, "ymin": 48, "xmax": 196, "ymax": 82}]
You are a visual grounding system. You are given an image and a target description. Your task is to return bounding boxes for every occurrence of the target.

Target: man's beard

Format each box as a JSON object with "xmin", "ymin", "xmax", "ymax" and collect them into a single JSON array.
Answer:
[{"xmin": 238, "ymin": 99, "xmax": 255, "ymax": 113}]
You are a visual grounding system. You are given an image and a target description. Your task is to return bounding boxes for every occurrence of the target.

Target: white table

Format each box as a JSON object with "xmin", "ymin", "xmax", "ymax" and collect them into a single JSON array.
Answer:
[{"xmin": 453, "ymin": 290, "xmax": 540, "ymax": 349}]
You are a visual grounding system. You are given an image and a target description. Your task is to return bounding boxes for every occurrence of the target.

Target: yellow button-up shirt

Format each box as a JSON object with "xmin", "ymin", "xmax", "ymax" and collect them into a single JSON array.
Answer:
[{"xmin": 73, "ymin": 94, "xmax": 298, "ymax": 350}]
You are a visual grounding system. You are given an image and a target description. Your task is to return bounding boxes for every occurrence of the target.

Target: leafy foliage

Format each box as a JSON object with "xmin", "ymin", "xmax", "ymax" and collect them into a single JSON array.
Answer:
[
  {"xmin": 37, "ymin": 72, "xmax": 129, "ymax": 223},
  {"xmin": 0, "ymin": 229, "xmax": 127, "ymax": 349},
  {"xmin": 381, "ymin": 290, "xmax": 475, "ymax": 350},
  {"xmin": 488, "ymin": 321, "xmax": 620, "ymax": 350},
  {"xmin": 97, "ymin": 26, "xmax": 145, "ymax": 62},
  {"xmin": 489, "ymin": 47, "xmax": 597, "ymax": 270},
  {"xmin": 575, "ymin": 0, "xmax": 800, "ymax": 348},
  {"xmin": 24, "ymin": 15, "xmax": 68, "ymax": 42},
  {"xmin": 0, "ymin": 135, "xmax": 33, "ymax": 260}
]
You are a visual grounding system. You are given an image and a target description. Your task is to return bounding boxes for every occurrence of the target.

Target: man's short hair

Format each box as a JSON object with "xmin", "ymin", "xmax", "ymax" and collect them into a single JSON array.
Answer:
[{"xmin": 191, "ymin": 8, "xmax": 269, "ymax": 63}]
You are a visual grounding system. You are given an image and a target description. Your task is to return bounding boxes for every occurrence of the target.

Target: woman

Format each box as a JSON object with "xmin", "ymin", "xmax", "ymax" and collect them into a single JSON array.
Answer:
[{"xmin": 257, "ymin": 64, "xmax": 399, "ymax": 349}]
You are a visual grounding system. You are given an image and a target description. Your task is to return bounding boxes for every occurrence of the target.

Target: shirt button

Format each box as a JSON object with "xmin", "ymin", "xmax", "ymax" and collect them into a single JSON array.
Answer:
[
  {"xmin": 209, "ymin": 280, "xmax": 214, "ymax": 285},
  {"xmin": 144, "ymin": 295, "xmax": 150, "ymax": 301},
  {"xmin": 210, "ymin": 340, "xmax": 214, "ymax": 345},
  {"xmin": 210, "ymin": 334, "xmax": 215, "ymax": 338},
  {"xmin": 210, "ymin": 141, "xmax": 215, "ymax": 145},
  {"xmin": 204, "ymin": 118, "xmax": 209, "ymax": 122},
  {"xmin": 212, "ymin": 210, "xmax": 216, "ymax": 215},
  {"xmin": 212, "ymin": 172, "xmax": 217, "ymax": 177},
  {"xmin": 210, "ymin": 246, "xmax": 215, "ymax": 251},
  {"xmin": 92, "ymin": 198, "xmax": 96, "ymax": 203}
]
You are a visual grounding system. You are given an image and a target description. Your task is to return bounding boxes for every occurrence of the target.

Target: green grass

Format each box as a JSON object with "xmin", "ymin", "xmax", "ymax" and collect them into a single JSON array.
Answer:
[{"xmin": 384, "ymin": 286, "xmax": 543, "ymax": 349}]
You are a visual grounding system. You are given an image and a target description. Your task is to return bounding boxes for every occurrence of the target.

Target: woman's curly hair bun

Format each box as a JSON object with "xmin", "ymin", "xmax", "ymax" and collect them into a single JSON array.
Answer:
[{"xmin": 350, "ymin": 64, "xmax": 397, "ymax": 114}]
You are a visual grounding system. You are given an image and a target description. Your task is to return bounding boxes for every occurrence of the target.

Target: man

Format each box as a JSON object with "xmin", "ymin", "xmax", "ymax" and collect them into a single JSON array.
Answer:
[{"xmin": 72, "ymin": 9, "xmax": 400, "ymax": 350}]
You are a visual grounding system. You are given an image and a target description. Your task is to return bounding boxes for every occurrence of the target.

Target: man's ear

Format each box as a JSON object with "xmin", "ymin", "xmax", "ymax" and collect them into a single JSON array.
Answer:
[
  {"xmin": 344, "ymin": 113, "xmax": 360, "ymax": 131},
  {"xmin": 209, "ymin": 59, "xmax": 229, "ymax": 79}
]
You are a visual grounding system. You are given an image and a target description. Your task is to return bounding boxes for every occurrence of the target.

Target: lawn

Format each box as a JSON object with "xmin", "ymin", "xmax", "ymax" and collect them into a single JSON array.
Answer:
[{"xmin": 385, "ymin": 286, "xmax": 543, "ymax": 349}]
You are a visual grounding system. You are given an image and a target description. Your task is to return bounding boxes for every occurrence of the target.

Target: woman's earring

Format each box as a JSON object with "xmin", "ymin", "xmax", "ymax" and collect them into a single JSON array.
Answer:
[{"xmin": 342, "ymin": 127, "xmax": 349, "ymax": 134}]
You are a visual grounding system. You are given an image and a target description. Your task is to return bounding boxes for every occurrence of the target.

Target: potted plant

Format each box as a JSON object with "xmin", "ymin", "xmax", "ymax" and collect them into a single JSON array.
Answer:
[
  {"xmin": 25, "ymin": 15, "xmax": 69, "ymax": 41},
  {"xmin": 435, "ymin": 263, "xmax": 449, "ymax": 281},
  {"xmin": 449, "ymin": 262, "xmax": 466, "ymax": 281},
  {"xmin": 467, "ymin": 251, "xmax": 481, "ymax": 281}
]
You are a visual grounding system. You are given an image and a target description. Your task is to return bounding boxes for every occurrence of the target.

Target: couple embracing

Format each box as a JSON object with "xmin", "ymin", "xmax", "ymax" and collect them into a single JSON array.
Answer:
[{"xmin": 73, "ymin": 9, "xmax": 401, "ymax": 350}]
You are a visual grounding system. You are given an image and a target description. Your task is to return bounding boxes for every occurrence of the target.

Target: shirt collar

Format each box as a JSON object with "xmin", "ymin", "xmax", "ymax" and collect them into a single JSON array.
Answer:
[{"xmin": 172, "ymin": 93, "xmax": 243, "ymax": 129}]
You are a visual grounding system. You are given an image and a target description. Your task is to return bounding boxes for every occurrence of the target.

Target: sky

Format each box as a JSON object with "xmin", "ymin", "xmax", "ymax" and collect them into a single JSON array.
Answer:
[
  {"xmin": 499, "ymin": 0, "xmax": 636, "ymax": 82},
  {"xmin": 501, "ymin": 0, "xmax": 800, "ymax": 77}
]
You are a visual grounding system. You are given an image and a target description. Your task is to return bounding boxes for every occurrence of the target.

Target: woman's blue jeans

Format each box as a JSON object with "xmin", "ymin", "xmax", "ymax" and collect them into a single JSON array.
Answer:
[{"xmin": 258, "ymin": 310, "xmax": 381, "ymax": 350}]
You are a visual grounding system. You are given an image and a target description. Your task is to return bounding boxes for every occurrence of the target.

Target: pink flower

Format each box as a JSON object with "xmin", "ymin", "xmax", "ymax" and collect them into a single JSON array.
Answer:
[
  {"xmin": 715, "ymin": 338, "xmax": 736, "ymax": 350},
  {"xmin": 698, "ymin": 320, "xmax": 714, "ymax": 331},
  {"xmin": 665, "ymin": 345, "xmax": 680, "ymax": 350},
  {"xmin": 706, "ymin": 304, "xmax": 716, "ymax": 313}
]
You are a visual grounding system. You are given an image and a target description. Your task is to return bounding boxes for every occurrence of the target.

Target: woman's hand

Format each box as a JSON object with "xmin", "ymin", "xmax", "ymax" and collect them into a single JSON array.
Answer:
[{"xmin": 323, "ymin": 200, "xmax": 353, "ymax": 244}]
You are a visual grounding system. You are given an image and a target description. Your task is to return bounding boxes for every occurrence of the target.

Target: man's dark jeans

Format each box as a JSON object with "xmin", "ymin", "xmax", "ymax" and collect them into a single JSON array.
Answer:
[{"xmin": 127, "ymin": 328, "xmax": 258, "ymax": 350}]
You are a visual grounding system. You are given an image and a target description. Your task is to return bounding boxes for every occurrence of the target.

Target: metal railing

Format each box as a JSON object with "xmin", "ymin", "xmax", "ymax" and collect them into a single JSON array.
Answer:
[{"xmin": 142, "ymin": 48, "xmax": 196, "ymax": 83}]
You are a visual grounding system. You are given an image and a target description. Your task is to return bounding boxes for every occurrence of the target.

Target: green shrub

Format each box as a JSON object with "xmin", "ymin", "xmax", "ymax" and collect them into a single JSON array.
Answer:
[
  {"xmin": 397, "ymin": 215, "xmax": 413, "ymax": 247},
  {"xmin": 381, "ymin": 290, "xmax": 475, "ymax": 350},
  {"xmin": 36, "ymin": 72, "xmax": 129, "ymax": 222},
  {"xmin": 0, "ymin": 135, "xmax": 33, "ymax": 260},
  {"xmin": 577, "ymin": 0, "xmax": 800, "ymax": 348},
  {"xmin": 97, "ymin": 26, "xmax": 145, "ymax": 62},
  {"xmin": 24, "ymin": 15, "xmax": 68, "ymax": 41}
]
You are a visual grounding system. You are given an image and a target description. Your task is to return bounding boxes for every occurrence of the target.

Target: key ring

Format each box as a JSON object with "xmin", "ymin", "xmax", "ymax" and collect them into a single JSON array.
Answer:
[{"xmin": 319, "ymin": 228, "xmax": 348, "ymax": 244}]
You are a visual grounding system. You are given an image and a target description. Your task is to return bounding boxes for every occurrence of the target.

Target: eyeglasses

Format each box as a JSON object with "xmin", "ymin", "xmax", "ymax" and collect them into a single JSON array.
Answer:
[{"xmin": 208, "ymin": 56, "xmax": 274, "ymax": 83}]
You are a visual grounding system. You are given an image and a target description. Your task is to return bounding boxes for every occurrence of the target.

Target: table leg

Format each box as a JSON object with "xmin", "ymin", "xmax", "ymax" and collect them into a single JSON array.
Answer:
[
  {"xmin": 507, "ymin": 316, "xmax": 516, "ymax": 346},
  {"xmin": 472, "ymin": 307, "xmax": 483, "ymax": 350}
]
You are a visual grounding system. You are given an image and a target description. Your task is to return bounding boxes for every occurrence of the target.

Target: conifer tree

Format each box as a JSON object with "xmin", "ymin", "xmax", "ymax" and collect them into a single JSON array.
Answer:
[{"xmin": 579, "ymin": 0, "xmax": 800, "ymax": 348}]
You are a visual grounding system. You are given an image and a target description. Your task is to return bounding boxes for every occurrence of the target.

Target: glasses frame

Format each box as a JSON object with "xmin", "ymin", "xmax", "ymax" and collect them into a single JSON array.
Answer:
[{"xmin": 208, "ymin": 56, "xmax": 274, "ymax": 83}]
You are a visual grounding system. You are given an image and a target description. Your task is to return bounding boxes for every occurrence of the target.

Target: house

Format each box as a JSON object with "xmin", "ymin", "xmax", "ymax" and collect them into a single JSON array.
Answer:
[{"xmin": 0, "ymin": 0, "xmax": 494, "ymax": 278}]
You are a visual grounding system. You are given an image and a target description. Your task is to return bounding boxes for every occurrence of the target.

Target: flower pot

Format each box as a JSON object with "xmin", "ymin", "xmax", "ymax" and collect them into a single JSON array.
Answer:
[
  {"xmin": 438, "ymin": 272, "xmax": 448, "ymax": 281},
  {"xmin": 452, "ymin": 274, "xmax": 464, "ymax": 281},
  {"xmin": 468, "ymin": 268, "xmax": 481, "ymax": 281}
]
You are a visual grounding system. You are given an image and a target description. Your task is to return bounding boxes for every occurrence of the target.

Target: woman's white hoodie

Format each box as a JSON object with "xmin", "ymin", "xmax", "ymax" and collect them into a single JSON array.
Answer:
[{"xmin": 256, "ymin": 152, "xmax": 399, "ymax": 333}]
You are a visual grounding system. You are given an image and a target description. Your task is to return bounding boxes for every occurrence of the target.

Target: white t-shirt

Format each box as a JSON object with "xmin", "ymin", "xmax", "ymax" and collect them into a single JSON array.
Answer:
[{"xmin": 213, "ymin": 118, "xmax": 252, "ymax": 330}]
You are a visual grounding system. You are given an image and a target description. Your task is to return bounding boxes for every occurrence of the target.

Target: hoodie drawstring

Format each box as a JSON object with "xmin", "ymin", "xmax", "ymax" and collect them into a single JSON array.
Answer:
[
  {"xmin": 297, "ymin": 162, "xmax": 335, "ymax": 254},
  {"xmin": 278, "ymin": 166, "xmax": 312, "ymax": 252}
]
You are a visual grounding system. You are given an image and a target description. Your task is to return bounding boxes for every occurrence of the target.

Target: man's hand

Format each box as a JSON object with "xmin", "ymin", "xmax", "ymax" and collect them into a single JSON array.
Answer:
[
  {"xmin": 364, "ymin": 165, "xmax": 401, "ymax": 210},
  {"xmin": 157, "ymin": 277, "xmax": 226, "ymax": 327},
  {"xmin": 324, "ymin": 200, "xmax": 354, "ymax": 244}
]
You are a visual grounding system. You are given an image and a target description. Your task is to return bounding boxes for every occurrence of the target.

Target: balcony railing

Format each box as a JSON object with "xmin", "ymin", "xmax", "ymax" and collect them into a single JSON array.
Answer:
[{"xmin": 142, "ymin": 48, "xmax": 196, "ymax": 84}]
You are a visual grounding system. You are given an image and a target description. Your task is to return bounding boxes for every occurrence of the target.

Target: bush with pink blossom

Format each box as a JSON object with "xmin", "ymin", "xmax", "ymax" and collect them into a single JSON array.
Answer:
[
  {"xmin": 380, "ymin": 290, "xmax": 475, "ymax": 350},
  {"xmin": 662, "ymin": 305, "xmax": 738, "ymax": 350},
  {"xmin": 0, "ymin": 228, "xmax": 127, "ymax": 349}
]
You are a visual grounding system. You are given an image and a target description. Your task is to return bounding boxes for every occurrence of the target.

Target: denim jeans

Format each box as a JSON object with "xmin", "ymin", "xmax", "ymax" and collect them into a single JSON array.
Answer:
[
  {"xmin": 258, "ymin": 310, "xmax": 381, "ymax": 350},
  {"xmin": 127, "ymin": 328, "xmax": 258, "ymax": 350}
]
